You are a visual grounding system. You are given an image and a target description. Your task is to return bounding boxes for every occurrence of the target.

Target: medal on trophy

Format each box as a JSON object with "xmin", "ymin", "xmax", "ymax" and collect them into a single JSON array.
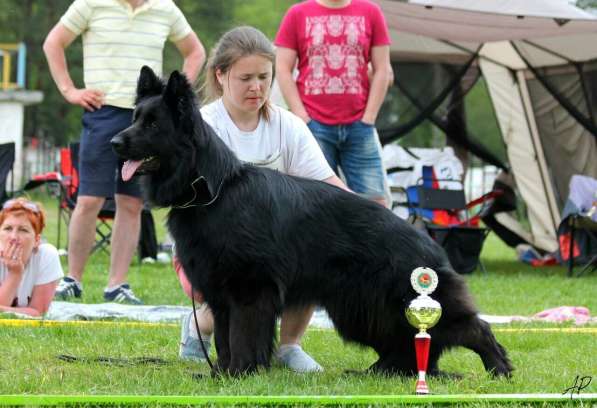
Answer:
[{"xmin": 405, "ymin": 267, "xmax": 442, "ymax": 395}]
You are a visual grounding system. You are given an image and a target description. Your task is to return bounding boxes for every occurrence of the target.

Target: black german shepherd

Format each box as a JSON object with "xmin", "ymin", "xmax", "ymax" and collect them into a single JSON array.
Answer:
[{"xmin": 111, "ymin": 66, "xmax": 513, "ymax": 378}]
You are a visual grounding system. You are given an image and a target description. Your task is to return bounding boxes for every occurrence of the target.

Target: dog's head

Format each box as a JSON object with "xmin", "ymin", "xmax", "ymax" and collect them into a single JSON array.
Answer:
[{"xmin": 111, "ymin": 66, "xmax": 198, "ymax": 182}]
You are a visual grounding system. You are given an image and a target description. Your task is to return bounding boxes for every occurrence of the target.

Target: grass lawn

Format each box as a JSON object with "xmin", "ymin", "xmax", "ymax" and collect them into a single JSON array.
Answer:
[{"xmin": 0, "ymin": 192, "xmax": 595, "ymax": 405}]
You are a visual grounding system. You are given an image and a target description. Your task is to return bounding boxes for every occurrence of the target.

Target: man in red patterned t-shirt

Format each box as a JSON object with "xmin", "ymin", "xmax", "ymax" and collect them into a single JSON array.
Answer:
[{"xmin": 275, "ymin": 0, "xmax": 392, "ymax": 207}]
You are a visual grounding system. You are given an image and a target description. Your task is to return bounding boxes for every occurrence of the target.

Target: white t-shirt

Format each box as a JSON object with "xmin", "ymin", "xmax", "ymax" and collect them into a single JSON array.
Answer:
[
  {"xmin": 200, "ymin": 99, "xmax": 334, "ymax": 181},
  {"xmin": 0, "ymin": 243, "xmax": 63, "ymax": 307}
]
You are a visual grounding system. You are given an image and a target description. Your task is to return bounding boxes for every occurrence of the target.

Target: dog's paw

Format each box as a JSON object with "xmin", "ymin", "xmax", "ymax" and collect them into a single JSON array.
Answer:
[
  {"xmin": 489, "ymin": 362, "xmax": 514, "ymax": 378},
  {"xmin": 210, "ymin": 361, "xmax": 228, "ymax": 378}
]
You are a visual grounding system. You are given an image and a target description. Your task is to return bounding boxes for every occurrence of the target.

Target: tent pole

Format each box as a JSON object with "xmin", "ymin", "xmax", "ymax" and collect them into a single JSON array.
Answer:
[
  {"xmin": 521, "ymin": 40, "xmax": 574, "ymax": 64},
  {"xmin": 515, "ymin": 69, "xmax": 561, "ymax": 234},
  {"xmin": 511, "ymin": 41, "xmax": 597, "ymax": 141},
  {"xmin": 521, "ymin": 39, "xmax": 596, "ymax": 123}
]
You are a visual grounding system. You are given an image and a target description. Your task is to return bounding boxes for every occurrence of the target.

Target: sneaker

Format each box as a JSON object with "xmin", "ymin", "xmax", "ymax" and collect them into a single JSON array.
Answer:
[
  {"xmin": 276, "ymin": 344, "xmax": 323, "ymax": 373},
  {"xmin": 103, "ymin": 283, "xmax": 143, "ymax": 305},
  {"xmin": 156, "ymin": 251, "xmax": 171, "ymax": 264},
  {"xmin": 179, "ymin": 311, "xmax": 211, "ymax": 362},
  {"xmin": 54, "ymin": 277, "xmax": 82, "ymax": 300}
]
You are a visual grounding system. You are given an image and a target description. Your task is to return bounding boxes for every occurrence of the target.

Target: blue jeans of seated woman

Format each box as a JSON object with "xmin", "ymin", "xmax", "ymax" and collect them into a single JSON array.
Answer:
[{"xmin": 307, "ymin": 119, "xmax": 386, "ymax": 200}]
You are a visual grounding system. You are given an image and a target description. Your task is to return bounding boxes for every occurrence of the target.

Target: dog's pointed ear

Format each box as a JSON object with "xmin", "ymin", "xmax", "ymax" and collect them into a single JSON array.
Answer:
[
  {"xmin": 136, "ymin": 66, "xmax": 163, "ymax": 103},
  {"xmin": 163, "ymin": 70, "xmax": 195, "ymax": 128}
]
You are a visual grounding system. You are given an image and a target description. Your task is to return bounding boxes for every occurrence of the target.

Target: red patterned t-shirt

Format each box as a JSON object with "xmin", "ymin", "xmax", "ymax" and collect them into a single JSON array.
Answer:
[{"xmin": 275, "ymin": 0, "xmax": 391, "ymax": 125}]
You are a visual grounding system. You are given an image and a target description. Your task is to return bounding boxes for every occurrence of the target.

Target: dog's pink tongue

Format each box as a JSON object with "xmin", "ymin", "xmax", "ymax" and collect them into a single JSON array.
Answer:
[{"xmin": 122, "ymin": 160, "xmax": 142, "ymax": 181}]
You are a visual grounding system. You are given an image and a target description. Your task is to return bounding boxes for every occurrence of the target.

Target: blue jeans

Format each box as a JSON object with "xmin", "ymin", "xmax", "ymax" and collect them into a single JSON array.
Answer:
[{"xmin": 308, "ymin": 119, "xmax": 386, "ymax": 200}]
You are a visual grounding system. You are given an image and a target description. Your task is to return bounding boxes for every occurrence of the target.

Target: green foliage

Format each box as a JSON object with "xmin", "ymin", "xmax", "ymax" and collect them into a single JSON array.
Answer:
[
  {"xmin": 0, "ymin": 0, "xmax": 295, "ymax": 147},
  {"xmin": 464, "ymin": 77, "xmax": 507, "ymax": 165},
  {"xmin": 0, "ymin": 0, "xmax": 83, "ymax": 145},
  {"xmin": 377, "ymin": 74, "xmax": 504, "ymax": 165},
  {"xmin": 576, "ymin": 0, "xmax": 597, "ymax": 9},
  {"xmin": 2, "ymin": 0, "xmax": 505, "ymax": 164}
]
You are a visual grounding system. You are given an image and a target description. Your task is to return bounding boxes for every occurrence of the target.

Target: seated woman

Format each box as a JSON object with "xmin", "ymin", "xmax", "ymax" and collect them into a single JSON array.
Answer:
[{"xmin": 0, "ymin": 198, "xmax": 63, "ymax": 316}]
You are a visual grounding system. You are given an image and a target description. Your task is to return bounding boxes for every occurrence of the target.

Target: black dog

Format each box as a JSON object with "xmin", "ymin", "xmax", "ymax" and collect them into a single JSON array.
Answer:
[{"xmin": 112, "ymin": 66, "xmax": 513, "ymax": 378}]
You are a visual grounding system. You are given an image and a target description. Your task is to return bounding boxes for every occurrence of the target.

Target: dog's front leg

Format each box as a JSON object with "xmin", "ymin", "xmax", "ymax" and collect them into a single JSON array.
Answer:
[
  {"xmin": 227, "ymin": 297, "xmax": 278, "ymax": 376},
  {"xmin": 211, "ymin": 307, "xmax": 231, "ymax": 376}
]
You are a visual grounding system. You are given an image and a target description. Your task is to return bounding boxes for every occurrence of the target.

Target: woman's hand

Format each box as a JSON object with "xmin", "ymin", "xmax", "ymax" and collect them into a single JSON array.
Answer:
[{"xmin": 0, "ymin": 239, "xmax": 25, "ymax": 276}]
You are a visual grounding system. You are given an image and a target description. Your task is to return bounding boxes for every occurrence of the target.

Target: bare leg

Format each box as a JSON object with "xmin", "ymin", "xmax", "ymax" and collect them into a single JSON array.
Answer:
[
  {"xmin": 372, "ymin": 196, "xmax": 388, "ymax": 207},
  {"xmin": 67, "ymin": 195, "xmax": 105, "ymax": 282},
  {"xmin": 107, "ymin": 194, "xmax": 143, "ymax": 287},
  {"xmin": 279, "ymin": 306, "xmax": 315, "ymax": 346},
  {"xmin": 191, "ymin": 305, "xmax": 313, "ymax": 344},
  {"xmin": 192, "ymin": 303, "xmax": 215, "ymax": 336}
]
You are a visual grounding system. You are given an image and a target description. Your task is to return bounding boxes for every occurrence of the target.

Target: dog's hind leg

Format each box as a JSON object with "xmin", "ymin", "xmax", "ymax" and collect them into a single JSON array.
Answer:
[
  {"xmin": 462, "ymin": 318, "xmax": 513, "ymax": 377},
  {"xmin": 440, "ymin": 317, "xmax": 513, "ymax": 377}
]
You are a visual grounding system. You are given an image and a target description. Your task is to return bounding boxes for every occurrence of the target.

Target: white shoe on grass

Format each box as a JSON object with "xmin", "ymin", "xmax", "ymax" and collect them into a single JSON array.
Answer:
[
  {"xmin": 276, "ymin": 344, "xmax": 323, "ymax": 373},
  {"xmin": 179, "ymin": 311, "xmax": 211, "ymax": 362}
]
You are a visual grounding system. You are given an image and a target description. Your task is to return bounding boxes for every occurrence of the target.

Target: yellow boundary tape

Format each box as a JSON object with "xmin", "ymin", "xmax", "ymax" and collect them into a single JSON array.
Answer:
[
  {"xmin": 0, "ymin": 318, "xmax": 596, "ymax": 333},
  {"xmin": 0, "ymin": 319, "xmax": 176, "ymax": 328}
]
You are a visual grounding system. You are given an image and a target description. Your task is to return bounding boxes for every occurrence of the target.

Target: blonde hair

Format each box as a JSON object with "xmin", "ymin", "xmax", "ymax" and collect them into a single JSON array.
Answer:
[{"xmin": 202, "ymin": 26, "xmax": 275, "ymax": 121}]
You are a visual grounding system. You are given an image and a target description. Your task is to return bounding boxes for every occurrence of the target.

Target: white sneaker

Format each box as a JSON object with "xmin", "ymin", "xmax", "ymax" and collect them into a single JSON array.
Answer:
[
  {"xmin": 276, "ymin": 344, "xmax": 323, "ymax": 373},
  {"xmin": 179, "ymin": 311, "xmax": 211, "ymax": 362},
  {"xmin": 156, "ymin": 251, "xmax": 171, "ymax": 263}
]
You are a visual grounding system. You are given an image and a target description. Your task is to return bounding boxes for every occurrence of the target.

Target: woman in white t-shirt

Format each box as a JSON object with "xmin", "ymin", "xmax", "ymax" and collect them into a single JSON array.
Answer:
[
  {"xmin": 175, "ymin": 26, "xmax": 347, "ymax": 373},
  {"xmin": 0, "ymin": 198, "xmax": 63, "ymax": 316}
]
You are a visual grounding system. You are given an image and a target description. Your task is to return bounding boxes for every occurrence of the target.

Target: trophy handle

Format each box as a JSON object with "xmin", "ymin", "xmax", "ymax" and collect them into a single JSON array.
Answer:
[{"xmin": 414, "ymin": 332, "xmax": 431, "ymax": 395}]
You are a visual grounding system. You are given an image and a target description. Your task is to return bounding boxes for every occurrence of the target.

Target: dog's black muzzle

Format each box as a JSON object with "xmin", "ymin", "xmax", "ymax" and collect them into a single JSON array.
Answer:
[{"xmin": 110, "ymin": 133, "xmax": 126, "ymax": 156}]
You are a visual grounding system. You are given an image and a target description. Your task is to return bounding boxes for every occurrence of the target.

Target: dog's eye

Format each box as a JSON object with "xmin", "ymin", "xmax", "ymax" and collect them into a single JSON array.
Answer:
[{"xmin": 145, "ymin": 121, "xmax": 157, "ymax": 129}]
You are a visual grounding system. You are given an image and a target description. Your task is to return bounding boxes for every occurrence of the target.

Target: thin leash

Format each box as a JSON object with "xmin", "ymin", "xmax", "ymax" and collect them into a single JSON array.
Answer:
[
  {"xmin": 173, "ymin": 173, "xmax": 220, "ymax": 369},
  {"xmin": 172, "ymin": 176, "xmax": 224, "ymax": 209},
  {"xmin": 192, "ymin": 295, "xmax": 214, "ymax": 370}
]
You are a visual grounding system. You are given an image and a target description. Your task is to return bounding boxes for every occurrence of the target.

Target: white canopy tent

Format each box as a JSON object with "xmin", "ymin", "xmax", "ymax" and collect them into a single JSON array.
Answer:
[{"xmin": 375, "ymin": 0, "xmax": 597, "ymax": 252}]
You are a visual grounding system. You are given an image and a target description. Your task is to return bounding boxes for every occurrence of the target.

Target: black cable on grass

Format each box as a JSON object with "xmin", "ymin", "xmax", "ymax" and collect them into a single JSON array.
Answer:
[{"xmin": 57, "ymin": 354, "xmax": 170, "ymax": 366}]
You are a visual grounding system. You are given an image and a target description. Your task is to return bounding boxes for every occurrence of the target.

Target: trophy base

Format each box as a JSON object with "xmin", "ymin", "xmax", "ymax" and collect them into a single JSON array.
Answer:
[{"xmin": 415, "ymin": 373, "xmax": 429, "ymax": 395}]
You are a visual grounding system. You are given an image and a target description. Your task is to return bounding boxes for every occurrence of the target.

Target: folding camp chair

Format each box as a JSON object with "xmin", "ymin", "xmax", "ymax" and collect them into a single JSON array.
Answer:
[
  {"xmin": 0, "ymin": 142, "xmax": 15, "ymax": 205},
  {"xmin": 565, "ymin": 215, "xmax": 597, "ymax": 277},
  {"xmin": 402, "ymin": 166, "xmax": 496, "ymax": 274},
  {"xmin": 61, "ymin": 142, "xmax": 116, "ymax": 254}
]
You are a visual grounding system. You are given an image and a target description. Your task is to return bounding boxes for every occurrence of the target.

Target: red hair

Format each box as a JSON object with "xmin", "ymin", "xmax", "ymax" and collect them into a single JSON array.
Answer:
[{"xmin": 0, "ymin": 199, "xmax": 46, "ymax": 235}]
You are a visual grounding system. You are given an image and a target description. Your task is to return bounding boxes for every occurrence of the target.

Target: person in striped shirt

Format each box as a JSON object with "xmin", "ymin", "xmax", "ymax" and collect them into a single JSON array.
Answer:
[{"xmin": 43, "ymin": 0, "xmax": 205, "ymax": 305}]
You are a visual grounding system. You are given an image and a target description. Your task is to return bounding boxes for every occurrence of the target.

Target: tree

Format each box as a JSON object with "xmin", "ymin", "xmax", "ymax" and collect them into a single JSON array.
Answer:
[
  {"xmin": 576, "ymin": 0, "xmax": 597, "ymax": 10},
  {"xmin": 0, "ymin": 0, "xmax": 296, "ymax": 146}
]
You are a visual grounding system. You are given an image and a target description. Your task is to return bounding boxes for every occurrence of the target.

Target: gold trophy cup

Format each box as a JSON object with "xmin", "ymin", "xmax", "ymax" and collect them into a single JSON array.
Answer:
[{"xmin": 405, "ymin": 267, "xmax": 442, "ymax": 395}]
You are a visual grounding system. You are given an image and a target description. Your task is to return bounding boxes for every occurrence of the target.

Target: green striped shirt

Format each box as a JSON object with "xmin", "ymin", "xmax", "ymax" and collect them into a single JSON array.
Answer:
[{"xmin": 61, "ymin": 0, "xmax": 192, "ymax": 108}]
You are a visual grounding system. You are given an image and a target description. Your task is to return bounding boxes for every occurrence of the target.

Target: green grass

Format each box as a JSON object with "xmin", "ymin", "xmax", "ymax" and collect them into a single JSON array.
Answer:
[
  {"xmin": 0, "ymin": 323, "xmax": 595, "ymax": 404},
  {"xmin": 1, "ymin": 192, "xmax": 595, "ymax": 404}
]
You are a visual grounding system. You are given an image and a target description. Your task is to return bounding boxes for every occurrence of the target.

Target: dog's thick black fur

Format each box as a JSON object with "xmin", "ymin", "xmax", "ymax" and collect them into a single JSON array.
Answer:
[{"xmin": 112, "ymin": 66, "xmax": 513, "ymax": 378}]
